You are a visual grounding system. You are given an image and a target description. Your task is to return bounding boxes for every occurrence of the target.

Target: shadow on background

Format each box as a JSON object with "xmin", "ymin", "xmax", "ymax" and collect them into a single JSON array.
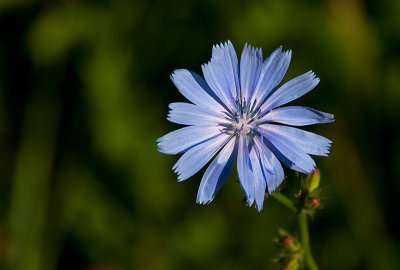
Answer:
[{"xmin": 0, "ymin": 0, "xmax": 399, "ymax": 269}]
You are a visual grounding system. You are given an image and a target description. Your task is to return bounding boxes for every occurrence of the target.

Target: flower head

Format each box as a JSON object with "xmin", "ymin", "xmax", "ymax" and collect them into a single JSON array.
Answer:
[{"xmin": 157, "ymin": 41, "xmax": 333, "ymax": 211}]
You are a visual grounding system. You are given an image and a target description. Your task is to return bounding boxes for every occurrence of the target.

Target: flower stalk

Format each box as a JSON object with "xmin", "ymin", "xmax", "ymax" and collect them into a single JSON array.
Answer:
[
  {"xmin": 271, "ymin": 193, "xmax": 298, "ymax": 213},
  {"xmin": 298, "ymin": 210, "xmax": 319, "ymax": 270},
  {"xmin": 272, "ymin": 169, "xmax": 322, "ymax": 270}
]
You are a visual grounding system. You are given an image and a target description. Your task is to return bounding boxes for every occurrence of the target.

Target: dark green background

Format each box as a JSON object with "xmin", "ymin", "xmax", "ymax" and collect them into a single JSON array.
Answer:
[{"xmin": 1, "ymin": 0, "xmax": 399, "ymax": 269}]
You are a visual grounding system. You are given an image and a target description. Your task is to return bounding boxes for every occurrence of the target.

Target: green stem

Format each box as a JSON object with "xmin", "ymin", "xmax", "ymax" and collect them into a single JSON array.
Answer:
[
  {"xmin": 271, "ymin": 192, "xmax": 298, "ymax": 212},
  {"xmin": 299, "ymin": 210, "xmax": 319, "ymax": 270}
]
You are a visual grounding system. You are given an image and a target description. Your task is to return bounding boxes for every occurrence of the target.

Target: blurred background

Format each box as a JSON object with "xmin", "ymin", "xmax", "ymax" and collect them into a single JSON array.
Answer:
[{"xmin": 0, "ymin": 0, "xmax": 399, "ymax": 269}]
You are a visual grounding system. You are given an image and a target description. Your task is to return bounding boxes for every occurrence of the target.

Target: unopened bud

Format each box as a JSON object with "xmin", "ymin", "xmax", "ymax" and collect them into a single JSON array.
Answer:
[
  {"xmin": 304, "ymin": 168, "xmax": 320, "ymax": 193},
  {"xmin": 280, "ymin": 235, "xmax": 300, "ymax": 252},
  {"xmin": 309, "ymin": 197, "xmax": 320, "ymax": 208},
  {"xmin": 282, "ymin": 236, "xmax": 293, "ymax": 246}
]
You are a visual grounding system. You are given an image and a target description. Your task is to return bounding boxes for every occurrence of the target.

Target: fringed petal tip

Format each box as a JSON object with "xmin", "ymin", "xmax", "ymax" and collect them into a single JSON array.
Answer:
[
  {"xmin": 156, "ymin": 137, "xmax": 168, "ymax": 154},
  {"xmin": 243, "ymin": 42, "xmax": 262, "ymax": 55},
  {"xmin": 267, "ymin": 185, "xmax": 277, "ymax": 194},
  {"xmin": 173, "ymin": 168, "xmax": 190, "ymax": 183},
  {"xmin": 274, "ymin": 45, "xmax": 292, "ymax": 55},
  {"xmin": 169, "ymin": 69, "xmax": 180, "ymax": 80},
  {"xmin": 241, "ymin": 186, "xmax": 265, "ymax": 212},
  {"xmin": 284, "ymin": 49, "xmax": 292, "ymax": 59},
  {"xmin": 244, "ymin": 197, "xmax": 264, "ymax": 212},
  {"xmin": 255, "ymin": 201, "xmax": 264, "ymax": 212},
  {"xmin": 327, "ymin": 113, "xmax": 335, "ymax": 123},
  {"xmin": 155, "ymin": 142, "xmax": 163, "ymax": 154},
  {"xmin": 196, "ymin": 197, "xmax": 213, "ymax": 205},
  {"xmin": 172, "ymin": 161, "xmax": 190, "ymax": 182},
  {"xmin": 211, "ymin": 40, "xmax": 235, "ymax": 58}
]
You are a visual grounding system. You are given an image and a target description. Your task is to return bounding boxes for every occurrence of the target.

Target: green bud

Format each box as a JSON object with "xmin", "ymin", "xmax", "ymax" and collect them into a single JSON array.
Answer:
[
  {"xmin": 304, "ymin": 168, "xmax": 320, "ymax": 193},
  {"xmin": 281, "ymin": 236, "xmax": 301, "ymax": 252},
  {"xmin": 277, "ymin": 228, "xmax": 291, "ymax": 238},
  {"xmin": 281, "ymin": 253, "xmax": 301, "ymax": 270},
  {"xmin": 277, "ymin": 229, "xmax": 301, "ymax": 252}
]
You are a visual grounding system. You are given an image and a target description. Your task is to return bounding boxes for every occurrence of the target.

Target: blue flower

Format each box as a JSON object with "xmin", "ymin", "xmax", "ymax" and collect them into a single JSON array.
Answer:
[{"xmin": 157, "ymin": 41, "xmax": 333, "ymax": 211}]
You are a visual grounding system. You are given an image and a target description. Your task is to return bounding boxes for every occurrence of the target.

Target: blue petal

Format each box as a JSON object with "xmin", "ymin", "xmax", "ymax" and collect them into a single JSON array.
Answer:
[
  {"xmin": 157, "ymin": 126, "xmax": 221, "ymax": 155},
  {"xmin": 240, "ymin": 43, "xmax": 263, "ymax": 102},
  {"xmin": 248, "ymin": 144, "xmax": 267, "ymax": 211},
  {"xmin": 261, "ymin": 124, "xmax": 332, "ymax": 156},
  {"xmin": 260, "ymin": 106, "xmax": 334, "ymax": 126},
  {"xmin": 250, "ymin": 47, "xmax": 291, "ymax": 108},
  {"xmin": 259, "ymin": 137, "xmax": 285, "ymax": 193},
  {"xmin": 171, "ymin": 69, "xmax": 225, "ymax": 113},
  {"xmin": 259, "ymin": 126, "xmax": 316, "ymax": 174},
  {"xmin": 237, "ymin": 136, "xmax": 265, "ymax": 209},
  {"xmin": 261, "ymin": 71, "xmax": 319, "ymax": 112},
  {"xmin": 202, "ymin": 61, "xmax": 236, "ymax": 110},
  {"xmin": 237, "ymin": 136, "xmax": 255, "ymax": 206},
  {"xmin": 167, "ymin": 102, "xmax": 228, "ymax": 126},
  {"xmin": 173, "ymin": 134, "xmax": 231, "ymax": 181},
  {"xmin": 196, "ymin": 137, "xmax": 237, "ymax": 204},
  {"xmin": 211, "ymin": 40, "xmax": 240, "ymax": 100}
]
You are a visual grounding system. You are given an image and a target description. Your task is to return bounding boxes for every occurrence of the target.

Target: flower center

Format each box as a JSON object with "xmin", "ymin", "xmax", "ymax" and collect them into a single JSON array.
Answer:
[
  {"xmin": 221, "ymin": 99, "xmax": 262, "ymax": 137},
  {"xmin": 233, "ymin": 114, "xmax": 254, "ymax": 135}
]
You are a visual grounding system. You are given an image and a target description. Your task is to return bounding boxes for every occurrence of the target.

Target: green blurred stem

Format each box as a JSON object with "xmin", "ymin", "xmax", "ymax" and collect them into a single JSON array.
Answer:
[
  {"xmin": 271, "ymin": 192, "xmax": 298, "ymax": 212},
  {"xmin": 271, "ymin": 193, "xmax": 319, "ymax": 269},
  {"xmin": 299, "ymin": 210, "xmax": 319, "ymax": 270}
]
